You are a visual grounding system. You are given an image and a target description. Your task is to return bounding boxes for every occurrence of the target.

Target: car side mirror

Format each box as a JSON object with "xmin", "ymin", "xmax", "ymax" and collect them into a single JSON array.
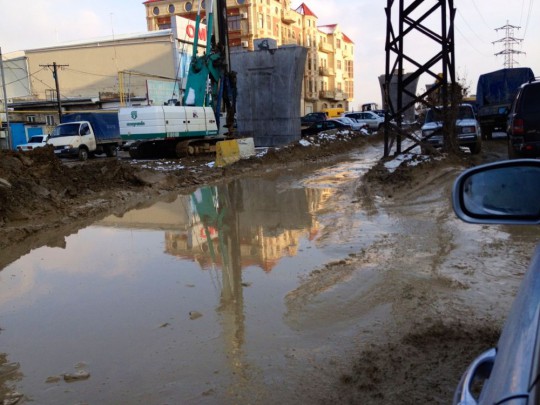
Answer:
[{"xmin": 453, "ymin": 159, "xmax": 540, "ymax": 225}]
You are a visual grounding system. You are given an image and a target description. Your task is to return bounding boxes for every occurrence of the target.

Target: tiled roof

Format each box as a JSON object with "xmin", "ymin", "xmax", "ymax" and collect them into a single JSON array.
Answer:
[{"xmin": 295, "ymin": 3, "xmax": 317, "ymax": 18}]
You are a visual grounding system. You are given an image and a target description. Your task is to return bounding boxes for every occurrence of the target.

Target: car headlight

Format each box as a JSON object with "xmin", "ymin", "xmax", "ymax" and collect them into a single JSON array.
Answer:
[{"xmin": 461, "ymin": 126, "xmax": 476, "ymax": 134}]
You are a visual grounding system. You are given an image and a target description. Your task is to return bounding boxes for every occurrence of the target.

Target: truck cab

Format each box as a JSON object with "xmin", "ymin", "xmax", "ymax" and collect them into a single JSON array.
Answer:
[
  {"xmin": 48, "ymin": 113, "xmax": 121, "ymax": 160},
  {"xmin": 48, "ymin": 121, "xmax": 97, "ymax": 160}
]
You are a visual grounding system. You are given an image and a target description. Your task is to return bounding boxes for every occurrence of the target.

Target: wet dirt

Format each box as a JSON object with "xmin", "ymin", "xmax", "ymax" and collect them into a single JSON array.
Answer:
[{"xmin": 1, "ymin": 132, "xmax": 537, "ymax": 404}]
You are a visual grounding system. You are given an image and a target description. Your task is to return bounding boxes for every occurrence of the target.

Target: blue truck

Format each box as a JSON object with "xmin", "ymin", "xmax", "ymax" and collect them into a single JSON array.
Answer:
[
  {"xmin": 476, "ymin": 67, "xmax": 535, "ymax": 140},
  {"xmin": 48, "ymin": 112, "xmax": 122, "ymax": 160}
]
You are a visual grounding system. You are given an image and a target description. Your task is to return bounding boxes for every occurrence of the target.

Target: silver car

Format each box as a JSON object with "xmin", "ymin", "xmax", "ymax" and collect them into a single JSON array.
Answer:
[
  {"xmin": 342, "ymin": 111, "xmax": 384, "ymax": 131},
  {"xmin": 16, "ymin": 134, "xmax": 50, "ymax": 152},
  {"xmin": 452, "ymin": 159, "xmax": 540, "ymax": 404},
  {"xmin": 421, "ymin": 104, "xmax": 482, "ymax": 154}
]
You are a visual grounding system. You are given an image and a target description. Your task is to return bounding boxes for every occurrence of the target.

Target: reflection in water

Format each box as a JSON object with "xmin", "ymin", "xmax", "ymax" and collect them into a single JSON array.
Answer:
[
  {"xmin": 99, "ymin": 177, "xmax": 334, "ymax": 398},
  {"xmin": 100, "ymin": 178, "xmax": 333, "ymax": 273}
]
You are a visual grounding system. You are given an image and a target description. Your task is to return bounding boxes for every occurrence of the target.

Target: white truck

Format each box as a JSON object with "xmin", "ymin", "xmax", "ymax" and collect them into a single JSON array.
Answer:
[{"xmin": 48, "ymin": 112, "xmax": 122, "ymax": 161}]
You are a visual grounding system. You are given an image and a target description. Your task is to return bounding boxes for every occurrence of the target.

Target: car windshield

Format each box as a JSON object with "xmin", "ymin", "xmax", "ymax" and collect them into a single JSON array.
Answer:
[
  {"xmin": 29, "ymin": 136, "xmax": 44, "ymax": 143},
  {"xmin": 425, "ymin": 106, "xmax": 474, "ymax": 123},
  {"xmin": 51, "ymin": 123, "xmax": 80, "ymax": 137}
]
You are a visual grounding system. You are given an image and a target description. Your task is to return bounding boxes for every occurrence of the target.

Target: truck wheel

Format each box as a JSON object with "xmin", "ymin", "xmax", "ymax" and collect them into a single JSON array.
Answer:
[
  {"xmin": 105, "ymin": 145, "xmax": 117, "ymax": 157},
  {"xmin": 78, "ymin": 147, "xmax": 89, "ymax": 161}
]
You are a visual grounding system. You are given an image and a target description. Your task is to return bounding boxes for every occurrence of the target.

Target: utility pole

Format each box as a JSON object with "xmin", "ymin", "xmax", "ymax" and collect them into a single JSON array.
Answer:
[
  {"xmin": 493, "ymin": 21, "xmax": 524, "ymax": 68},
  {"xmin": 40, "ymin": 62, "xmax": 69, "ymax": 121},
  {"xmin": 0, "ymin": 47, "xmax": 12, "ymax": 150}
]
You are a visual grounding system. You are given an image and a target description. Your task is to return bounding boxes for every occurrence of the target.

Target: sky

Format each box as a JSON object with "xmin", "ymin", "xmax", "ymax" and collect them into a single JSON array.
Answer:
[{"xmin": 1, "ymin": 0, "xmax": 539, "ymax": 109}]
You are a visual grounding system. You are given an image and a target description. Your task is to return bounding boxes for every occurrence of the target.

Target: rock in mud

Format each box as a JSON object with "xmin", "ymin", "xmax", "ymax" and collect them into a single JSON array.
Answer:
[{"xmin": 63, "ymin": 370, "xmax": 91, "ymax": 382}]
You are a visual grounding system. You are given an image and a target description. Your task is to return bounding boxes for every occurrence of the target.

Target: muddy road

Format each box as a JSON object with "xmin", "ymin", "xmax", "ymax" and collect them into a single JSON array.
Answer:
[{"xmin": 1, "ymin": 134, "xmax": 539, "ymax": 404}]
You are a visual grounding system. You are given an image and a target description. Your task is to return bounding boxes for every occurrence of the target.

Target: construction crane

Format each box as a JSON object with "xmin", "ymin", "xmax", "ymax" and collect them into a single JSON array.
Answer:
[{"xmin": 118, "ymin": 0, "xmax": 236, "ymax": 159}]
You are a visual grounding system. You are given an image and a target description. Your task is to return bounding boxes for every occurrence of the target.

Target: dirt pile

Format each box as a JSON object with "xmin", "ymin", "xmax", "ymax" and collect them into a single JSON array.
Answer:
[{"xmin": 0, "ymin": 146, "xmax": 143, "ymax": 223}]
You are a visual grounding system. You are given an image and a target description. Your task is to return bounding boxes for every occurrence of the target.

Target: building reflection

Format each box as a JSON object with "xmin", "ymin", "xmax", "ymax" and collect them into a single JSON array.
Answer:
[
  {"xmin": 99, "ymin": 177, "xmax": 333, "ymax": 396},
  {"xmin": 100, "ymin": 178, "xmax": 333, "ymax": 273}
]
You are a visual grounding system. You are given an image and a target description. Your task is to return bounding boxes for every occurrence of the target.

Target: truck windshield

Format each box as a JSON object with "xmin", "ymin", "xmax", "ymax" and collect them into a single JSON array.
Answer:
[{"xmin": 51, "ymin": 123, "xmax": 80, "ymax": 137}]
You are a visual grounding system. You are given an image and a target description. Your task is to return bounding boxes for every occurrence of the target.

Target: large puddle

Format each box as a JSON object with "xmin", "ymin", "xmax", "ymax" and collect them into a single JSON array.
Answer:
[
  {"xmin": 1, "ymin": 153, "xmax": 385, "ymax": 404},
  {"xmin": 3, "ymin": 143, "xmax": 540, "ymax": 404}
]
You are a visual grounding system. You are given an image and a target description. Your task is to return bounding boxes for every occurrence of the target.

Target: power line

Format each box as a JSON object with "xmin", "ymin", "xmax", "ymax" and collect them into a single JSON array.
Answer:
[{"xmin": 522, "ymin": 0, "xmax": 535, "ymax": 39}]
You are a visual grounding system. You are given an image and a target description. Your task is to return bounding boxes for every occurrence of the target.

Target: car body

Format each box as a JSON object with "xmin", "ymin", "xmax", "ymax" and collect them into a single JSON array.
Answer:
[
  {"xmin": 507, "ymin": 79, "xmax": 540, "ymax": 159},
  {"xmin": 16, "ymin": 134, "xmax": 50, "ymax": 152},
  {"xmin": 301, "ymin": 119, "xmax": 351, "ymax": 136},
  {"xmin": 342, "ymin": 111, "xmax": 384, "ymax": 131},
  {"xmin": 301, "ymin": 112, "xmax": 327, "ymax": 127},
  {"xmin": 421, "ymin": 104, "xmax": 482, "ymax": 154},
  {"xmin": 331, "ymin": 117, "xmax": 366, "ymax": 131},
  {"xmin": 452, "ymin": 159, "xmax": 540, "ymax": 405}
]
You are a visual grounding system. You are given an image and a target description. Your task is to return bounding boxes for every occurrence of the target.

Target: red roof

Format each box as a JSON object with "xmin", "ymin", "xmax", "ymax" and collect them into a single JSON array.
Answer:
[
  {"xmin": 343, "ymin": 33, "xmax": 354, "ymax": 44},
  {"xmin": 295, "ymin": 3, "xmax": 317, "ymax": 18}
]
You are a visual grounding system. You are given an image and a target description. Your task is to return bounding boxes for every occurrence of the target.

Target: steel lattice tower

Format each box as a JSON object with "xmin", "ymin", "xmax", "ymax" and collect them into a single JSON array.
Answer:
[
  {"xmin": 384, "ymin": 0, "xmax": 456, "ymax": 157},
  {"xmin": 493, "ymin": 21, "xmax": 524, "ymax": 68}
]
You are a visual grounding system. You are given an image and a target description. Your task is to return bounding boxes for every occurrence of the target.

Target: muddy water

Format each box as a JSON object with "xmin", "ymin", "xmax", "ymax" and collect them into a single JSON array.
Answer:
[{"xmin": 1, "ymin": 140, "xmax": 540, "ymax": 404}]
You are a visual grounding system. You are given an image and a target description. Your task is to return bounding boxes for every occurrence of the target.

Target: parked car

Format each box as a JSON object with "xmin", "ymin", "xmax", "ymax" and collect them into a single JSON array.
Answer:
[
  {"xmin": 507, "ymin": 78, "xmax": 540, "ymax": 159},
  {"xmin": 331, "ymin": 117, "xmax": 366, "ymax": 131},
  {"xmin": 301, "ymin": 120, "xmax": 351, "ymax": 136},
  {"xmin": 421, "ymin": 104, "xmax": 482, "ymax": 154},
  {"xmin": 452, "ymin": 159, "xmax": 540, "ymax": 405},
  {"xmin": 16, "ymin": 134, "xmax": 50, "ymax": 152},
  {"xmin": 342, "ymin": 111, "xmax": 384, "ymax": 131},
  {"xmin": 301, "ymin": 112, "xmax": 327, "ymax": 127},
  {"xmin": 322, "ymin": 107, "xmax": 345, "ymax": 118}
]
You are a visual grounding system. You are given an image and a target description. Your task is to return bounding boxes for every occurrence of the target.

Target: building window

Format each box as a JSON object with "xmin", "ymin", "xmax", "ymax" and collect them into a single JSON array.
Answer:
[
  {"xmin": 27, "ymin": 115, "xmax": 36, "ymax": 123},
  {"xmin": 258, "ymin": 13, "xmax": 264, "ymax": 29},
  {"xmin": 168, "ymin": 4, "xmax": 175, "ymax": 13},
  {"xmin": 228, "ymin": 14, "xmax": 241, "ymax": 30},
  {"xmin": 185, "ymin": 2, "xmax": 193, "ymax": 11},
  {"xmin": 153, "ymin": 6, "xmax": 160, "ymax": 15},
  {"xmin": 46, "ymin": 115, "xmax": 55, "ymax": 126},
  {"xmin": 336, "ymin": 39, "xmax": 341, "ymax": 49},
  {"xmin": 337, "ymin": 60, "xmax": 342, "ymax": 70},
  {"xmin": 307, "ymin": 35, "xmax": 311, "ymax": 47}
]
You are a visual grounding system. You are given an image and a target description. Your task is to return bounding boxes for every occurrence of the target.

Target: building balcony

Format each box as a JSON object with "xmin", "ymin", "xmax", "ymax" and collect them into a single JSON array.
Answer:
[
  {"xmin": 281, "ymin": 9, "xmax": 296, "ymax": 24},
  {"xmin": 304, "ymin": 91, "xmax": 318, "ymax": 101},
  {"xmin": 318, "ymin": 42, "xmax": 334, "ymax": 54},
  {"xmin": 319, "ymin": 90, "xmax": 348, "ymax": 101},
  {"xmin": 318, "ymin": 67, "xmax": 335, "ymax": 76}
]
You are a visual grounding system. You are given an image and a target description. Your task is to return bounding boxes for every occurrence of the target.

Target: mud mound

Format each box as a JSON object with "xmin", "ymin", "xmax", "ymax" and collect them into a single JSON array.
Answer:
[
  {"xmin": 0, "ymin": 148, "xmax": 144, "ymax": 224},
  {"xmin": 338, "ymin": 321, "xmax": 500, "ymax": 404}
]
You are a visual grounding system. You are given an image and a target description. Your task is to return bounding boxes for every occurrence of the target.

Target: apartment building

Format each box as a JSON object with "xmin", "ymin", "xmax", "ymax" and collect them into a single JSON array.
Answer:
[{"xmin": 143, "ymin": 0, "xmax": 355, "ymax": 114}]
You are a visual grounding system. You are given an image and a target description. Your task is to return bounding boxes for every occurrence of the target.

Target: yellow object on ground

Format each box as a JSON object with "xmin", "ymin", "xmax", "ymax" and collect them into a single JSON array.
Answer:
[{"xmin": 216, "ymin": 139, "xmax": 241, "ymax": 167}]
